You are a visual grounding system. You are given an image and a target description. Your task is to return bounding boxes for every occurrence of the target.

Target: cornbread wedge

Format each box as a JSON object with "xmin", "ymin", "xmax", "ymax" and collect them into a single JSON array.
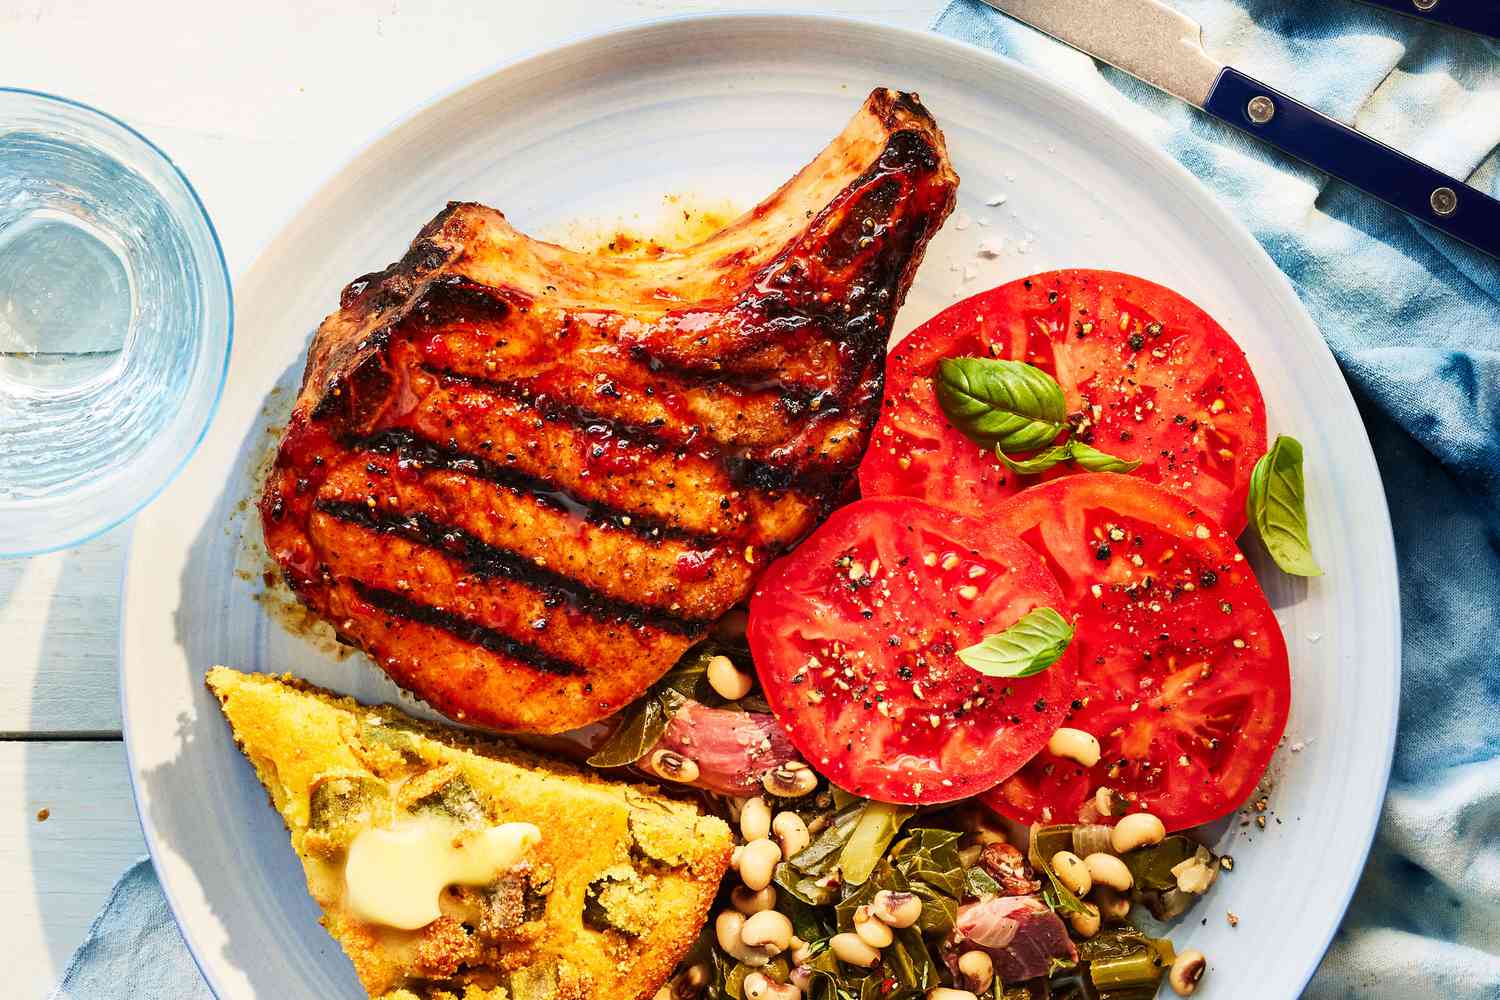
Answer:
[{"xmin": 206, "ymin": 667, "xmax": 732, "ymax": 1000}]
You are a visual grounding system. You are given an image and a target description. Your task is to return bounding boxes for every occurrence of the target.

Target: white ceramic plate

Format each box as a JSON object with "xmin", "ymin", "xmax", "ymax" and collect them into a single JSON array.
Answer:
[{"xmin": 120, "ymin": 14, "xmax": 1400, "ymax": 1000}]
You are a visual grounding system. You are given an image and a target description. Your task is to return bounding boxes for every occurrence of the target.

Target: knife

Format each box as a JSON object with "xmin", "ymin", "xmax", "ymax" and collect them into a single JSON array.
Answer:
[
  {"xmin": 1356, "ymin": 0, "xmax": 1500, "ymax": 39},
  {"xmin": 979, "ymin": 0, "xmax": 1500, "ymax": 259}
]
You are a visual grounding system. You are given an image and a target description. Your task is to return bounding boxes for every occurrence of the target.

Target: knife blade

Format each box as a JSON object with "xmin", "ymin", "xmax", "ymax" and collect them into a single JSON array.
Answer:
[
  {"xmin": 980, "ymin": 0, "xmax": 1500, "ymax": 259},
  {"xmin": 978, "ymin": 0, "xmax": 1222, "ymax": 107}
]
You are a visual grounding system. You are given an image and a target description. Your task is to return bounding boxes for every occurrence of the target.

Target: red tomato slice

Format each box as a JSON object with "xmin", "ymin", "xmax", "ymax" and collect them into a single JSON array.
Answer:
[
  {"xmin": 980, "ymin": 474, "xmax": 1290, "ymax": 831},
  {"xmin": 748, "ymin": 498, "xmax": 1078, "ymax": 805},
  {"xmin": 859, "ymin": 270, "xmax": 1267, "ymax": 535}
]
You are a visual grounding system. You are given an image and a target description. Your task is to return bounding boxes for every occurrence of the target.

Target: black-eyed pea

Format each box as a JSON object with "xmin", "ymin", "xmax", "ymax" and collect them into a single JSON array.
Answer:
[
  {"xmin": 740, "ymin": 910, "xmax": 794, "ymax": 954},
  {"xmin": 650, "ymin": 749, "xmax": 700, "ymax": 783},
  {"xmin": 707, "ymin": 654, "xmax": 754, "ymax": 701},
  {"xmin": 772, "ymin": 811, "xmax": 810, "ymax": 858},
  {"xmin": 1068, "ymin": 901, "xmax": 1101, "ymax": 939},
  {"xmin": 742, "ymin": 972, "xmax": 772, "ymax": 1000},
  {"xmin": 740, "ymin": 796, "xmax": 772, "ymax": 841},
  {"xmin": 731, "ymin": 885, "xmax": 777, "ymax": 915},
  {"xmin": 743, "ymin": 972, "xmax": 799, "ymax": 1000},
  {"xmin": 870, "ymin": 889, "xmax": 923, "ymax": 928},
  {"xmin": 853, "ymin": 905, "xmax": 894, "ymax": 948},
  {"xmin": 1047, "ymin": 727, "xmax": 1101, "ymax": 767},
  {"xmin": 956, "ymin": 950, "xmax": 994, "ymax": 992},
  {"xmin": 1169, "ymin": 950, "xmax": 1207, "ymax": 995},
  {"xmin": 715, "ymin": 910, "xmax": 769, "ymax": 967},
  {"xmin": 1051, "ymin": 850, "xmax": 1092, "ymax": 896},
  {"xmin": 737, "ymin": 838, "xmax": 782, "ymax": 891},
  {"xmin": 1091, "ymin": 885, "xmax": 1132, "ymax": 922},
  {"xmin": 829, "ymin": 931, "xmax": 880, "ymax": 967},
  {"xmin": 1110, "ymin": 812, "xmax": 1166, "ymax": 853},
  {"xmin": 1084, "ymin": 852, "xmax": 1133, "ymax": 891},
  {"xmin": 762, "ymin": 761, "xmax": 818, "ymax": 798},
  {"xmin": 680, "ymin": 964, "xmax": 709, "ymax": 992}
]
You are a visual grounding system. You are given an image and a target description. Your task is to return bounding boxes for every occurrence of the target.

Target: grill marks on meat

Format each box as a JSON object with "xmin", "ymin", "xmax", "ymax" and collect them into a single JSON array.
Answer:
[{"xmin": 260, "ymin": 88, "xmax": 958, "ymax": 733}]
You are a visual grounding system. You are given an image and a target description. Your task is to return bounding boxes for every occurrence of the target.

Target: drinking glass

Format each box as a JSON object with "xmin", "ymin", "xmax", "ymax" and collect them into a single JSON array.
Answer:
[{"xmin": 0, "ymin": 89, "xmax": 231, "ymax": 556}]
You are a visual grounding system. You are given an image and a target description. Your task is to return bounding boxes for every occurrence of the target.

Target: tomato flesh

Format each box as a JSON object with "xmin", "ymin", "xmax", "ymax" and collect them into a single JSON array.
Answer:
[
  {"xmin": 980, "ymin": 474, "xmax": 1290, "ymax": 830},
  {"xmin": 859, "ymin": 270, "xmax": 1267, "ymax": 535},
  {"xmin": 748, "ymin": 498, "xmax": 1078, "ymax": 805}
]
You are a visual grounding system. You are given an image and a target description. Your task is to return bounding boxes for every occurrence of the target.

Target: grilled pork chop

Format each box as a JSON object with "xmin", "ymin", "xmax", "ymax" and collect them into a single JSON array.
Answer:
[{"xmin": 260, "ymin": 89, "xmax": 958, "ymax": 734}]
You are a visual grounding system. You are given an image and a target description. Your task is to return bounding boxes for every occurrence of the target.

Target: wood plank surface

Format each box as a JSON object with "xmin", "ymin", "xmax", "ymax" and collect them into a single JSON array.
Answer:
[{"xmin": 0, "ymin": 742, "xmax": 146, "ymax": 998}]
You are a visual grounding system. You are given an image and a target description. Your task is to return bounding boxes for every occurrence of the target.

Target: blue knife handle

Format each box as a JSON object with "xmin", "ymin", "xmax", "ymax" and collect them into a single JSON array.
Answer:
[
  {"xmin": 1203, "ymin": 68, "xmax": 1500, "ymax": 260},
  {"xmin": 1355, "ymin": 0, "xmax": 1500, "ymax": 38}
]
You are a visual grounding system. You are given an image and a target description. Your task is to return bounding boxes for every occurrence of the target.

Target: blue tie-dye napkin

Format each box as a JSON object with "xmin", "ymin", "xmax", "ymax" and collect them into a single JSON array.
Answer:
[
  {"xmin": 934, "ymin": 1, "xmax": 1500, "ymax": 996},
  {"xmin": 49, "ymin": 859, "xmax": 211, "ymax": 999}
]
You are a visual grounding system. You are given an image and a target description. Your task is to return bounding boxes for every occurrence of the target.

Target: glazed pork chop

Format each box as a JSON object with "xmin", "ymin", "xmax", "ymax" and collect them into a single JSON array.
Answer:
[{"xmin": 260, "ymin": 89, "xmax": 958, "ymax": 734}]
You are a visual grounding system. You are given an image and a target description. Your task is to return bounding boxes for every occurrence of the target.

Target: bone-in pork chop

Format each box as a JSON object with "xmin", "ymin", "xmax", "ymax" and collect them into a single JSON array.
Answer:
[{"xmin": 260, "ymin": 89, "xmax": 958, "ymax": 733}]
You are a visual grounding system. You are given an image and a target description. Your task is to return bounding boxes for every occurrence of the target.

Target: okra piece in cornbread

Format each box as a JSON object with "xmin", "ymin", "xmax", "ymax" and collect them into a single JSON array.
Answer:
[{"xmin": 205, "ymin": 667, "xmax": 732, "ymax": 1000}]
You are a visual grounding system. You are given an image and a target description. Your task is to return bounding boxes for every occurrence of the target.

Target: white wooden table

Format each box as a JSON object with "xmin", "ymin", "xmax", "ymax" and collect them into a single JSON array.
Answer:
[{"xmin": 0, "ymin": 1, "xmax": 946, "ymax": 994}]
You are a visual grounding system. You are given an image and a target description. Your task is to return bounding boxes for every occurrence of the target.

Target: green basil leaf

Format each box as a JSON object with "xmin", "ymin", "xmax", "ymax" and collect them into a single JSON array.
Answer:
[
  {"xmin": 935, "ymin": 356, "xmax": 1067, "ymax": 453},
  {"xmin": 957, "ymin": 607, "xmax": 1074, "ymax": 679},
  {"xmin": 997, "ymin": 439, "xmax": 1140, "ymax": 477},
  {"xmin": 1247, "ymin": 434, "xmax": 1322, "ymax": 577},
  {"xmin": 1067, "ymin": 440, "xmax": 1141, "ymax": 473},
  {"xmin": 996, "ymin": 443, "xmax": 1073, "ymax": 476}
]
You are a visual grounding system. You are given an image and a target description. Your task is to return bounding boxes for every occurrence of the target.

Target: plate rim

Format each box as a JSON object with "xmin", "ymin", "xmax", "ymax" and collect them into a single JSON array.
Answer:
[{"xmin": 118, "ymin": 11, "xmax": 1403, "ymax": 999}]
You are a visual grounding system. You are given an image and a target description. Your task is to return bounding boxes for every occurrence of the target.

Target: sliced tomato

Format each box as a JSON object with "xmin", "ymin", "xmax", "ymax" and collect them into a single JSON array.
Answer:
[
  {"xmin": 980, "ymin": 474, "xmax": 1290, "ymax": 831},
  {"xmin": 748, "ymin": 498, "xmax": 1078, "ymax": 805},
  {"xmin": 859, "ymin": 270, "xmax": 1267, "ymax": 535}
]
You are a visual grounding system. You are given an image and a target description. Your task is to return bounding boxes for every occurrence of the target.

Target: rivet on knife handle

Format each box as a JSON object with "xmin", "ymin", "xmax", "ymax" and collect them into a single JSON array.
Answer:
[
  {"xmin": 1355, "ymin": 0, "xmax": 1500, "ymax": 39},
  {"xmin": 1204, "ymin": 68, "xmax": 1500, "ymax": 260}
]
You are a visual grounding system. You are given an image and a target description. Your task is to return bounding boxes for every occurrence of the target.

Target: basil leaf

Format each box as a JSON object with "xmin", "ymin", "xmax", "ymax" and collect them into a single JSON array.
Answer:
[
  {"xmin": 1247, "ymin": 434, "xmax": 1322, "ymax": 577},
  {"xmin": 935, "ymin": 356, "xmax": 1067, "ymax": 453},
  {"xmin": 1067, "ymin": 440, "xmax": 1141, "ymax": 473},
  {"xmin": 957, "ymin": 608, "xmax": 1074, "ymax": 679},
  {"xmin": 997, "ymin": 439, "xmax": 1140, "ymax": 477},
  {"xmin": 996, "ymin": 443, "xmax": 1073, "ymax": 476}
]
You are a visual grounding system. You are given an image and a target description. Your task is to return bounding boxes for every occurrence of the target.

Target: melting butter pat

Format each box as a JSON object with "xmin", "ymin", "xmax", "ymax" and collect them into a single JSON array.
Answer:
[{"xmin": 344, "ymin": 818, "xmax": 541, "ymax": 930}]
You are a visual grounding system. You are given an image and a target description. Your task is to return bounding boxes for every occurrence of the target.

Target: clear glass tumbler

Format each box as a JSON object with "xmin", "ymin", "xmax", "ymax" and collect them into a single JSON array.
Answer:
[{"xmin": 0, "ymin": 89, "xmax": 231, "ymax": 556}]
